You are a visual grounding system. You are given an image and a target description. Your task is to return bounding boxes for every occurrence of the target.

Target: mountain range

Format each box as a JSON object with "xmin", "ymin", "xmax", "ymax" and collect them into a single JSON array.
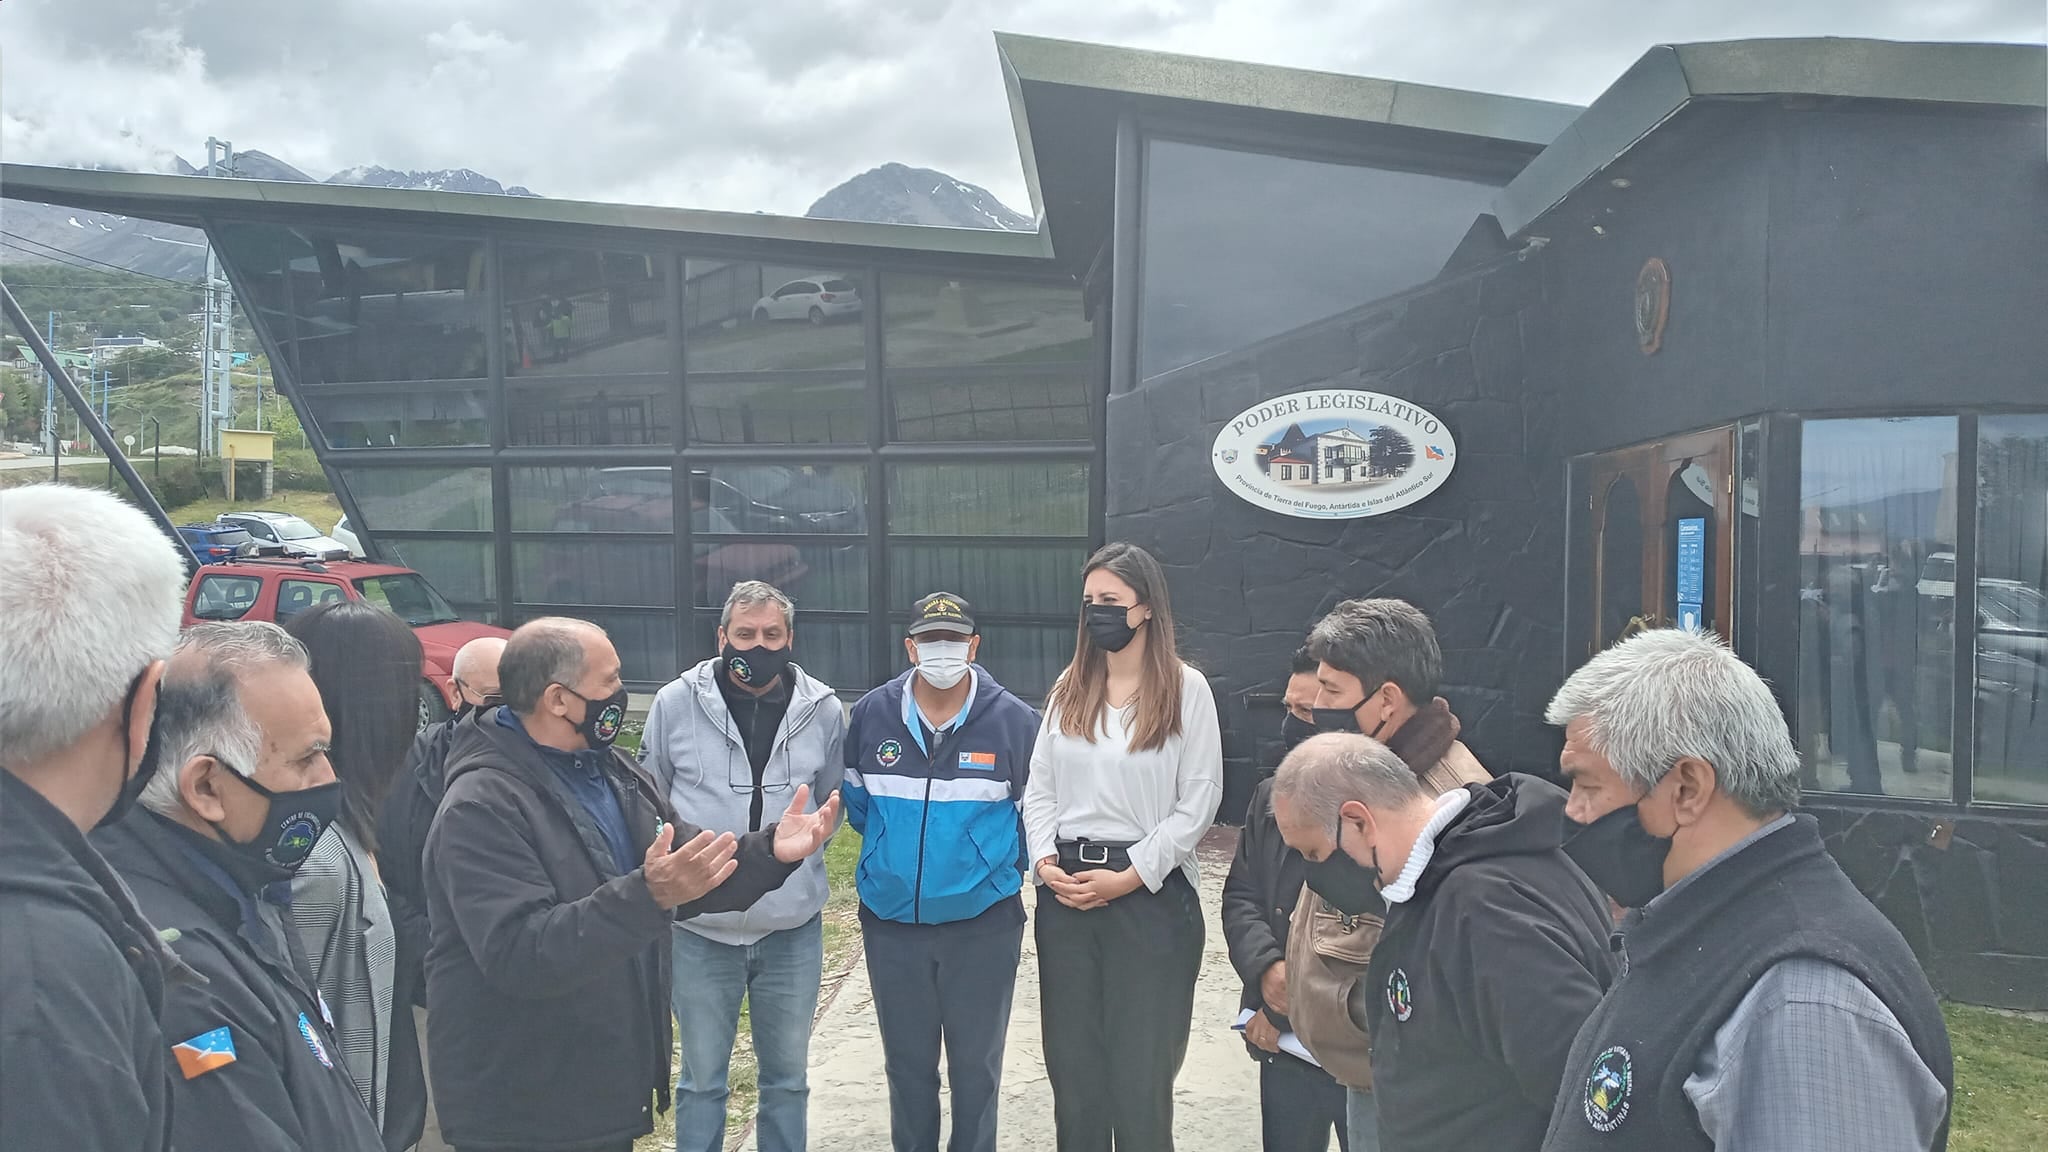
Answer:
[{"xmin": 2, "ymin": 152, "xmax": 1030, "ymax": 283}]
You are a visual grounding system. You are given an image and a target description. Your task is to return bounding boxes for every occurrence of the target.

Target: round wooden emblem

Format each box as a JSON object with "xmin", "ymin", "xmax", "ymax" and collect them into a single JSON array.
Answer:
[{"xmin": 1635, "ymin": 258, "xmax": 1670, "ymax": 355}]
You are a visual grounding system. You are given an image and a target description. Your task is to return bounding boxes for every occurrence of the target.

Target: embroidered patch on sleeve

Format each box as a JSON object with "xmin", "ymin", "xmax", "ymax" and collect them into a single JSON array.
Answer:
[
  {"xmin": 959, "ymin": 751, "xmax": 997, "ymax": 770},
  {"xmin": 172, "ymin": 1026, "xmax": 237, "ymax": 1079}
]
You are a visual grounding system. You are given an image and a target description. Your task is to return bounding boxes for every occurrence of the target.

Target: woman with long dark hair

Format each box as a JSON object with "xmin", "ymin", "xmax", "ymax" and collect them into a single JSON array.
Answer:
[
  {"xmin": 283, "ymin": 599, "xmax": 425, "ymax": 1148},
  {"xmin": 1022, "ymin": 542, "xmax": 1223, "ymax": 1151}
]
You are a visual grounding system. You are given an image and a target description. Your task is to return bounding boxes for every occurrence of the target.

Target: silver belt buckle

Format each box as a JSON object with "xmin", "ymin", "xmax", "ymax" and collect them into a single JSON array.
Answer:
[{"xmin": 1078, "ymin": 842, "xmax": 1110, "ymax": 865}]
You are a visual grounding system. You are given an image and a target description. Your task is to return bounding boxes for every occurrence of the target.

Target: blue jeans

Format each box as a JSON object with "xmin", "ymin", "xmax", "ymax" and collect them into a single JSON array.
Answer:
[
  {"xmin": 1346, "ymin": 1089, "xmax": 1380, "ymax": 1152},
  {"xmin": 671, "ymin": 916, "xmax": 824, "ymax": 1152}
]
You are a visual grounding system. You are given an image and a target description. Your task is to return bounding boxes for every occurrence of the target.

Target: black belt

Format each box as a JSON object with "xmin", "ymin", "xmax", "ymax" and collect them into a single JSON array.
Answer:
[{"xmin": 1056, "ymin": 838, "xmax": 1134, "ymax": 872}]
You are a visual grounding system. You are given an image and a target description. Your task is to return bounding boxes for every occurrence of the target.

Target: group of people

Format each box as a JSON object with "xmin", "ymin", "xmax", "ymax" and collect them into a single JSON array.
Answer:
[{"xmin": 0, "ymin": 480, "xmax": 1956, "ymax": 1152}]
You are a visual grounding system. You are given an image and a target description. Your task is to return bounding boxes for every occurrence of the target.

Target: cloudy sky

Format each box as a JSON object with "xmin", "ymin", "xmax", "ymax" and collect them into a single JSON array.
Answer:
[{"xmin": 3, "ymin": 0, "xmax": 2041, "ymax": 216}]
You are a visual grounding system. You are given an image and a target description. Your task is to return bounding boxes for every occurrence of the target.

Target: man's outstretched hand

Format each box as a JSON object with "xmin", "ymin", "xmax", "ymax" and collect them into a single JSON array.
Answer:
[
  {"xmin": 771, "ymin": 784, "xmax": 842, "ymax": 863},
  {"xmin": 644, "ymin": 824, "xmax": 740, "ymax": 909}
]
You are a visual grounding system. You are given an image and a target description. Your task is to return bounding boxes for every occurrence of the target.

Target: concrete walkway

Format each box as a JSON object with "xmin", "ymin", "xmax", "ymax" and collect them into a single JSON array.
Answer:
[{"xmin": 806, "ymin": 827, "xmax": 1261, "ymax": 1151}]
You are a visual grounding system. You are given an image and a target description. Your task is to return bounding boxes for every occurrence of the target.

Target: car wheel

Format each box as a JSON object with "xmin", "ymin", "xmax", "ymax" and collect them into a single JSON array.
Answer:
[
  {"xmin": 753, "ymin": 307, "xmax": 770, "ymax": 323},
  {"xmin": 807, "ymin": 306, "xmax": 825, "ymax": 326},
  {"xmin": 417, "ymin": 681, "xmax": 452, "ymax": 732}
]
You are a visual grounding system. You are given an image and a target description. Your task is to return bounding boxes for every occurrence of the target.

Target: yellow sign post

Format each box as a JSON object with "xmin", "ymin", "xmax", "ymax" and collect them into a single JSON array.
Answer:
[{"xmin": 220, "ymin": 429, "xmax": 277, "ymax": 503}]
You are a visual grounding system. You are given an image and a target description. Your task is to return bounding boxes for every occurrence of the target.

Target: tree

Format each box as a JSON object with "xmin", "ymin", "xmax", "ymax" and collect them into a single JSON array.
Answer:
[{"xmin": 1368, "ymin": 424, "xmax": 1415, "ymax": 478}]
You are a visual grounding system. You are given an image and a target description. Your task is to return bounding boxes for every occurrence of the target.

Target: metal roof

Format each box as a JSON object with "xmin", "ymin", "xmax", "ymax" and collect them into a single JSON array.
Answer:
[{"xmin": 1496, "ymin": 37, "xmax": 2048, "ymax": 236}]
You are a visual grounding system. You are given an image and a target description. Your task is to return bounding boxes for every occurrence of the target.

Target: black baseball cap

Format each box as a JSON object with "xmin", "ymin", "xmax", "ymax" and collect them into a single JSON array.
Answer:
[{"xmin": 908, "ymin": 592, "xmax": 976, "ymax": 637}]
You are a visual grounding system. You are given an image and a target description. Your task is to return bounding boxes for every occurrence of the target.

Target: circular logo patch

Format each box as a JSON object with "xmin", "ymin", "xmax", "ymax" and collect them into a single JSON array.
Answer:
[
  {"xmin": 728, "ymin": 655, "xmax": 755, "ymax": 684},
  {"xmin": 268, "ymin": 813, "xmax": 321, "ymax": 866},
  {"xmin": 877, "ymin": 740, "xmax": 902, "ymax": 768},
  {"xmin": 1583, "ymin": 1046, "xmax": 1633, "ymax": 1132},
  {"xmin": 1386, "ymin": 968, "xmax": 1413, "ymax": 1022},
  {"xmin": 297, "ymin": 1012, "xmax": 334, "ymax": 1069},
  {"xmin": 594, "ymin": 703, "xmax": 625, "ymax": 743}
]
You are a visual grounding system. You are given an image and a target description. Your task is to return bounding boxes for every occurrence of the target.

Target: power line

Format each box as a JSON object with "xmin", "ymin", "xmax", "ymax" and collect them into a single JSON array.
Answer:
[{"xmin": 0, "ymin": 230, "xmax": 206, "ymax": 288}]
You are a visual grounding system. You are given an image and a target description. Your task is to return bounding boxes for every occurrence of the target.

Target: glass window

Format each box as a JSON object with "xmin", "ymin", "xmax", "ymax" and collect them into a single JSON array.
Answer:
[
  {"xmin": 192, "ymin": 574, "xmax": 261, "ymax": 621},
  {"xmin": 1797, "ymin": 417, "xmax": 1957, "ymax": 801},
  {"xmin": 506, "ymin": 379, "xmax": 677, "ymax": 447},
  {"xmin": 887, "ymin": 542, "xmax": 1087, "ymax": 617},
  {"xmin": 1138, "ymin": 139, "xmax": 1499, "ymax": 381},
  {"xmin": 352, "ymin": 573, "xmax": 460, "ymax": 626},
  {"xmin": 882, "ymin": 274, "xmax": 1091, "ymax": 368},
  {"xmin": 956, "ymin": 622, "xmax": 1073, "ymax": 703},
  {"xmin": 277, "ymin": 578, "xmax": 348, "ymax": 619},
  {"xmin": 1974, "ymin": 415, "xmax": 2048, "ymax": 805},
  {"xmin": 890, "ymin": 370, "xmax": 1092, "ymax": 442},
  {"xmin": 688, "ymin": 375, "xmax": 867, "ymax": 444},
  {"xmin": 213, "ymin": 223, "xmax": 488, "ymax": 384},
  {"xmin": 512, "ymin": 467, "xmax": 672, "ymax": 533},
  {"xmin": 304, "ymin": 387, "xmax": 490, "ymax": 448},
  {"xmin": 336, "ymin": 467, "xmax": 493, "ymax": 532},
  {"xmin": 887, "ymin": 462, "xmax": 1089, "ymax": 536},
  {"xmin": 683, "ymin": 260, "xmax": 866, "ymax": 373},
  {"xmin": 514, "ymin": 609, "xmax": 677, "ymax": 686},
  {"xmin": 691, "ymin": 465, "xmax": 867, "ymax": 536},
  {"xmin": 693, "ymin": 613, "xmax": 871, "ymax": 692},
  {"xmin": 378, "ymin": 538, "xmax": 496, "ymax": 605},
  {"xmin": 694, "ymin": 541, "xmax": 867, "ymax": 613},
  {"xmin": 514, "ymin": 539, "xmax": 676, "ymax": 607},
  {"xmin": 502, "ymin": 246, "xmax": 670, "ymax": 377}
]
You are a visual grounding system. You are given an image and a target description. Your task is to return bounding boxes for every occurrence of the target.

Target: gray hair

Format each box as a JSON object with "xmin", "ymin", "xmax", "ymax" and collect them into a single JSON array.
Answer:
[
  {"xmin": 500, "ymin": 617, "xmax": 603, "ymax": 714},
  {"xmin": 140, "ymin": 623, "xmax": 311, "ymax": 816},
  {"xmin": 1307, "ymin": 598, "xmax": 1442, "ymax": 704},
  {"xmin": 0, "ymin": 484, "xmax": 186, "ymax": 764},
  {"xmin": 1272, "ymin": 732, "xmax": 1430, "ymax": 828},
  {"xmin": 720, "ymin": 580, "xmax": 794, "ymax": 631},
  {"xmin": 1545, "ymin": 628, "xmax": 1800, "ymax": 817}
]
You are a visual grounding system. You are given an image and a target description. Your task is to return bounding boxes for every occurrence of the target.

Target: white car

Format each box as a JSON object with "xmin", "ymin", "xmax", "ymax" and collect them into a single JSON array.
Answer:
[
  {"xmin": 216, "ymin": 511, "xmax": 351, "ymax": 561},
  {"xmin": 752, "ymin": 276, "xmax": 862, "ymax": 325},
  {"xmin": 331, "ymin": 514, "xmax": 366, "ymax": 559}
]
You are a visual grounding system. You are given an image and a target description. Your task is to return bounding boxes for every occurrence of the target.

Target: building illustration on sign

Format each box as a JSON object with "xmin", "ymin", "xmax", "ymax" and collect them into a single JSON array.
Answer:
[
  {"xmin": 1258, "ymin": 420, "xmax": 1417, "ymax": 488},
  {"xmin": 1212, "ymin": 389, "xmax": 1457, "ymax": 520}
]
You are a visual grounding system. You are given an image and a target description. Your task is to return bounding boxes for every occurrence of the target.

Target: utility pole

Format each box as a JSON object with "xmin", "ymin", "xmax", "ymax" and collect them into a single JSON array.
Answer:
[
  {"xmin": 202, "ymin": 137, "xmax": 238, "ymax": 455},
  {"xmin": 40, "ymin": 311, "xmax": 55, "ymax": 457}
]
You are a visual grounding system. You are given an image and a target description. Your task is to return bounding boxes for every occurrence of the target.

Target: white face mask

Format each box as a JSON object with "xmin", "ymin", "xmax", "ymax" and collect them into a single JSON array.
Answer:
[{"xmin": 913, "ymin": 639, "xmax": 971, "ymax": 689}]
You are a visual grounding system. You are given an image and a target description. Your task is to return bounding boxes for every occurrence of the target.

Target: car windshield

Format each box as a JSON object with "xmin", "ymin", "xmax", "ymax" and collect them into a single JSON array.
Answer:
[
  {"xmin": 270, "ymin": 517, "xmax": 323, "ymax": 541},
  {"xmin": 821, "ymin": 279, "xmax": 855, "ymax": 292},
  {"xmin": 1980, "ymin": 583, "xmax": 2048, "ymax": 633},
  {"xmin": 353, "ymin": 574, "xmax": 461, "ymax": 626}
]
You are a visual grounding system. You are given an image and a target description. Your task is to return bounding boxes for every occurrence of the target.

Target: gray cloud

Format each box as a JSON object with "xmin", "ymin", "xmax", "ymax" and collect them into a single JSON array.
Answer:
[{"xmin": 2, "ymin": 0, "xmax": 2039, "ymax": 215}]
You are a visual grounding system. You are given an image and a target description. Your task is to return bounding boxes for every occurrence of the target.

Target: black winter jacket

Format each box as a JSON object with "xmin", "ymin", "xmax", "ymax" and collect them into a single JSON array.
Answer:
[
  {"xmin": 1222, "ymin": 777, "xmax": 1311, "ymax": 1050},
  {"xmin": 0, "ymin": 771, "xmax": 190, "ymax": 1152},
  {"xmin": 422, "ymin": 709, "xmax": 799, "ymax": 1152}
]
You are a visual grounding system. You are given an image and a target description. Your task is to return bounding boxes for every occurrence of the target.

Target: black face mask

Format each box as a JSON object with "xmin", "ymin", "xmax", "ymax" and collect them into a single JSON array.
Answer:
[
  {"xmin": 99, "ymin": 669, "xmax": 163, "ymax": 830},
  {"xmin": 1562, "ymin": 804, "xmax": 1672, "ymax": 910},
  {"xmin": 1311, "ymin": 684, "xmax": 1390, "ymax": 739},
  {"xmin": 204, "ymin": 761, "xmax": 343, "ymax": 888},
  {"xmin": 563, "ymin": 686, "xmax": 631, "ymax": 749},
  {"xmin": 722, "ymin": 642, "xmax": 792, "ymax": 690},
  {"xmin": 1280, "ymin": 712, "xmax": 1318, "ymax": 752},
  {"xmin": 1083, "ymin": 604, "xmax": 1141, "ymax": 653},
  {"xmin": 1304, "ymin": 818, "xmax": 1381, "ymax": 916},
  {"xmin": 453, "ymin": 694, "xmax": 503, "ymax": 721}
]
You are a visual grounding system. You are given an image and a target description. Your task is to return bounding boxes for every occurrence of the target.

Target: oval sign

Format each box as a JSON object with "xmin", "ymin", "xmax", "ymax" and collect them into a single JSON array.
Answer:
[{"xmin": 1211, "ymin": 389, "xmax": 1457, "ymax": 520}]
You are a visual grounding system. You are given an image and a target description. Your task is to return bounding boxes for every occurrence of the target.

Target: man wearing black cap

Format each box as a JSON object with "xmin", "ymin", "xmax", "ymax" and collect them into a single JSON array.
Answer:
[{"xmin": 842, "ymin": 594, "xmax": 1043, "ymax": 1152}]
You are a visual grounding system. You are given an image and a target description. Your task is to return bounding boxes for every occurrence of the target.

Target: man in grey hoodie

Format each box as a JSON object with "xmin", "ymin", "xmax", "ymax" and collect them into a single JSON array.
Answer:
[{"xmin": 642, "ymin": 580, "xmax": 848, "ymax": 1152}]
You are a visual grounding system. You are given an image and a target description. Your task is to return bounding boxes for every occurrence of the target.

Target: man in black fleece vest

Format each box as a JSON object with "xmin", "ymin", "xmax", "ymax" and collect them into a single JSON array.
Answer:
[
  {"xmin": 1541, "ymin": 629, "xmax": 1951, "ymax": 1152},
  {"xmin": 1272, "ymin": 733, "xmax": 1615, "ymax": 1152}
]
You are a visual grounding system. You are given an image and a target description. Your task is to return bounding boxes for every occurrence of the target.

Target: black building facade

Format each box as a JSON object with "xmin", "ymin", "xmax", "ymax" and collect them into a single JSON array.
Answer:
[{"xmin": 9, "ymin": 33, "xmax": 2047, "ymax": 1007}]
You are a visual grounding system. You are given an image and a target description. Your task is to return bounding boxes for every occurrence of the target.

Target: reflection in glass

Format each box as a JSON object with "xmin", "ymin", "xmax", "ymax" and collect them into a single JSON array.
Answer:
[
  {"xmin": 684, "ymin": 261, "xmax": 866, "ymax": 373},
  {"xmin": 1139, "ymin": 140, "xmax": 1498, "ymax": 381},
  {"xmin": 693, "ymin": 542, "xmax": 867, "ymax": 613},
  {"xmin": 513, "ymin": 539, "xmax": 675, "ymax": 607},
  {"xmin": 881, "ymin": 274, "xmax": 1091, "ymax": 368},
  {"xmin": 693, "ymin": 613, "xmax": 871, "ymax": 692},
  {"xmin": 518, "ymin": 609, "xmax": 677, "ymax": 685},
  {"xmin": 691, "ymin": 465, "xmax": 866, "ymax": 536},
  {"xmin": 888, "ymin": 542, "xmax": 1086, "ymax": 616},
  {"xmin": 888, "ymin": 463, "xmax": 1089, "ymax": 536},
  {"xmin": 214, "ymin": 223, "xmax": 488, "ymax": 384},
  {"xmin": 502, "ymin": 246, "xmax": 669, "ymax": 377},
  {"xmin": 378, "ymin": 538, "xmax": 496, "ymax": 605},
  {"xmin": 1797, "ymin": 417, "xmax": 1957, "ymax": 800},
  {"xmin": 689, "ymin": 376, "xmax": 866, "ymax": 444},
  {"xmin": 337, "ymin": 467, "xmax": 493, "ymax": 532},
  {"xmin": 506, "ymin": 378, "xmax": 676, "ymax": 446},
  {"xmin": 305, "ymin": 388, "xmax": 490, "ymax": 448},
  {"xmin": 511, "ymin": 467, "xmax": 673, "ymax": 533},
  {"xmin": 1735, "ymin": 421, "xmax": 1763, "ymax": 658},
  {"xmin": 1975, "ymin": 415, "xmax": 2048, "ymax": 805},
  {"xmin": 890, "ymin": 370, "xmax": 1092, "ymax": 442}
]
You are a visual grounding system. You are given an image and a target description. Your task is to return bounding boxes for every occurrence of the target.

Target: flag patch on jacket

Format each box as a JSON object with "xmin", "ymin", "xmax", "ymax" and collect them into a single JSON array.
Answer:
[
  {"xmin": 173, "ymin": 1026, "xmax": 237, "ymax": 1079},
  {"xmin": 959, "ymin": 751, "xmax": 997, "ymax": 770}
]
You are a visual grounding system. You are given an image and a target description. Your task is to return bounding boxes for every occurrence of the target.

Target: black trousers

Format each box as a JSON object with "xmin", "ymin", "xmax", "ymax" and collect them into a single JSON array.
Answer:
[
  {"xmin": 1035, "ymin": 871, "xmax": 1205, "ymax": 1152},
  {"xmin": 1259, "ymin": 1054, "xmax": 1351, "ymax": 1152}
]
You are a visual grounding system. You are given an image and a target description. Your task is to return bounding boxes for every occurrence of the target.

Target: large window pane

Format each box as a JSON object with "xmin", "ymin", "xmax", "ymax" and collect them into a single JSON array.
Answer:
[
  {"xmin": 1975, "ymin": 415, "xmax": 2048, "ymax": 805},
  {"xmin": 684, "ymin": 261, "xmax": 866, "ymax": 373},
  {"xmin": 515, "ymin": 609, "xmax": 677, "ymax": 685},
  {"xmin": 689, "ymin": 376, "xmax": 866, "ymax": 444},
  {"xmin": 694, "ymin": 542, "xmax": 868, "ymax": 613},
  {"xmin": 882, "ymin": 274, "xmax": 1091, "ymax": 368},
  {"xmin": 887, "ymin": 463, "xmax": 1089, "ymax": 536},
  {"xmin": 378, "ymin": 538, "xmax": 496, "ymax": 604},
  {"xmin": 502, "ymin": 246, "xmax": 669, "ymax": 377},
  {"xmin": 888, "ymin": 542, "xmax": 1086, "ymax": 616},
  {"xmin": 336, "ymin": 467, "xmax": 493, "ymax": 532},
  {"xmin": 1797, "ymin": 417, "xmax": 1957, "ymax": 801},
  {"xmin": 514, "ymin": 539, "xmax": 675, "ymax": 607},
  {"xmin": 692, "ymin": 465, "xmax": 866, "ymax": 536},
  {"xmin": 1139, "ymin": 140, "xmax": 1498, "ymax": 382},
  {"xmin": 512, "ymin": 467, "xmax": 672, "ymax": 533},
  {"xmin": 215, "ymin": 223, "xmax": 488, "ymax": 384},
  {"xmin": 304, "ymin": 387, "xmax": 490, "ymax": 448},
  {"xmin": 692, "ymin": 613, "xmax": 871, "ymax": 692},
  {"xmin": 890, "ymin": 370, "xmax": 1092, "ymax": 442},
  {"xmin": 506, "ymin": 378, "xmax": 677, "ymax": 447}
]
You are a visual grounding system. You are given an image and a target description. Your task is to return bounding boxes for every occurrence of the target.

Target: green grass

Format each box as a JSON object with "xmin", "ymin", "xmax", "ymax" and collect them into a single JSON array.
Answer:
[
  {"xmin": 168, "ymin": 488, "xmax": 342, "ymax": 530},
  {"xmin": 1948, "ymin": 1003, "xmax": 2048, "ymax": 1151}
]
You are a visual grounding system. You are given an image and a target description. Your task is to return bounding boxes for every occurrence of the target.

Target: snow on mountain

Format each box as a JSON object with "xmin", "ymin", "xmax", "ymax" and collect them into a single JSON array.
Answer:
[{"xmin": 806, "ymin": 163, "xmax": 1034, "ymax": 231}]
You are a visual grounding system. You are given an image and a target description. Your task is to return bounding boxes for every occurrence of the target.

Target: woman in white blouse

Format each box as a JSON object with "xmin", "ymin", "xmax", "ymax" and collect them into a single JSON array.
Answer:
[{"xmin": 1023, "ymin": 541, "xmax": 1224, "ymax": 1152}]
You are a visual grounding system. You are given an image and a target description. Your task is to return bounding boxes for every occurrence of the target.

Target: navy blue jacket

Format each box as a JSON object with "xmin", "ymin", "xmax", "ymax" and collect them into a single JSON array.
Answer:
[{"xmin": 842, "ymin": 667, "xmax": 1039, "ymax": 924}]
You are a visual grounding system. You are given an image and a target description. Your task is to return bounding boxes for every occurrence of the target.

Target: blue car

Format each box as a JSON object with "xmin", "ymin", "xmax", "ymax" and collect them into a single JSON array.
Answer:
[{"xmin": 177, "ymin": 523, "xmax": 262, "ymax": 564}]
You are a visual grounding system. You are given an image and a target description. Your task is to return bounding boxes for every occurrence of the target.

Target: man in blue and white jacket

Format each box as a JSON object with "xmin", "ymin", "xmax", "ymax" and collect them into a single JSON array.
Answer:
[
  {"xmin": 843, "ymin": 592, "xmax": 1041, "ymax": 1152},
  {"xmin": 642, "ymin": 580, "xmax": 847, "ymax": 1152}
]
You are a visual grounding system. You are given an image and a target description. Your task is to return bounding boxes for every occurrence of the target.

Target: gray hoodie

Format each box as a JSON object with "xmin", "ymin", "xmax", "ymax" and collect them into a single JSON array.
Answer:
[{"xmin": 642, "ymin": 658, "xmax": 847, "ymax": 946}]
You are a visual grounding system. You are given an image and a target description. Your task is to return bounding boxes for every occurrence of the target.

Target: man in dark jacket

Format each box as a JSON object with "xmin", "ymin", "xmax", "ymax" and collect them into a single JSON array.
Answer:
[
  {"xmin": 423, "ymin": 617, "xmax": 840, "ymax": 1152},
  {"xmin": 1541, "ymin": 629, "xmax": 1951, "ymax": 1152},
  {"xmin": 0, "ymin": 483, "xmax": 190, "ymax": 1152},
  {"xmin": 1273, "ymin": 734, "xmax": 1614, "ymax": 1152},
  {"xmin": 97, "ymin": 621, "xmax": 385, "ymax": 1152}
]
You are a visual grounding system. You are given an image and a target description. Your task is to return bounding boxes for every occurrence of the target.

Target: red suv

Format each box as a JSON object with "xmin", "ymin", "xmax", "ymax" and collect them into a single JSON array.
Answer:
[{"xmin": 183, "ymin": 558, "xmax": 511, "ymax": 727}]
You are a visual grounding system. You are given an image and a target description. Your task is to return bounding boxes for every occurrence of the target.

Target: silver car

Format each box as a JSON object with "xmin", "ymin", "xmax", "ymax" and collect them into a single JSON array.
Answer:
[{"xmin": 216, "ymin": 511, "xmax": 351, "ymax": 561}]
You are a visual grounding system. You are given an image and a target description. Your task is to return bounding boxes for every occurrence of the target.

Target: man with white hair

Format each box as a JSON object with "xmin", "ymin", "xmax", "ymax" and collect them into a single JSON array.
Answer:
[
  {"xmin": 0, "ymin": 484, "xmax": 190, "ymax": 1152},
  {"xmin": 1539, "ymin": 629, "xmax": 1952, "ymax": 1152},
  {"xmin": 1271, "ymin": 734, "xmax": 1613, "ymax": 1152},
  {"xmin": 93, "ymin": 621, "xmax": 385, "ymax": 1151}
]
